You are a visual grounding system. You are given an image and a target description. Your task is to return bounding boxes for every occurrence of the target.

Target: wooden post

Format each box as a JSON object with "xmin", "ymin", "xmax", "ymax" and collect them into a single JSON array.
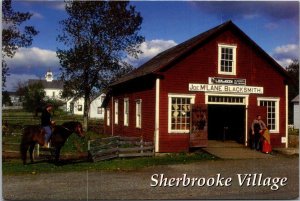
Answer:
[
  {"xmin": 140, "ymin": 136, "xmax": 143, "ymax": 154},
  {"xmin": 36, "ymin": 144, "xmax": 39, "ymax": 158},
  {"xmin": 88, "ymin": 140, "xmax": 90, "ymax": 151}
]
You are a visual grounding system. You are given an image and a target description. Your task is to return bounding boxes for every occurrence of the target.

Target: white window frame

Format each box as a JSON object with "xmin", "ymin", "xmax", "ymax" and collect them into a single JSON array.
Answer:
[
  {"xmin": 124, "ymin": 98, "xmax": 129, "ymax": 126},
  {"xmin": 135, "ymin": 99, "xmax": 142, "ymax": 128},
  {"xmin": 114, "ymin": 100, "xmax": 118, "ymax": 125},
  {"xmin": 106, "ymin": 108, "xmax": 110, "ymax": 126},
  {"xmin": 257, "ymin": 97, "xmax": 280, "ymax": 133},
  {"xmin": 168, "ymin": 94, "xmax": 195, "ymax": 134},
  {"xmin": 218, "ymin": 44, "xmax": 237, "ymax": 75}
]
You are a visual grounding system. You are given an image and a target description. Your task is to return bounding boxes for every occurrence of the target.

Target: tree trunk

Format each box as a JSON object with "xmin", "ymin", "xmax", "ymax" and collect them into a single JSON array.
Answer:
[{"xmin": 83, "ymin": 94, "xmax": 90, "ymax": 131}]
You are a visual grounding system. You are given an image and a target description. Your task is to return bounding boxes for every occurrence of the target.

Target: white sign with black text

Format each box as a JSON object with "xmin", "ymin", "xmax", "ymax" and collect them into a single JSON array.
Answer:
[{"xmin": 189, "ymin": 83, "xmax": 264, "ymax": 94}]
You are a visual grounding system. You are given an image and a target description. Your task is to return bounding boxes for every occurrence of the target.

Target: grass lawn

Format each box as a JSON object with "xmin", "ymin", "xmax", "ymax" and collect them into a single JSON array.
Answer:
[{"xmin": 3, "ymin": 151, "xmax": 216, "ymax": 175}]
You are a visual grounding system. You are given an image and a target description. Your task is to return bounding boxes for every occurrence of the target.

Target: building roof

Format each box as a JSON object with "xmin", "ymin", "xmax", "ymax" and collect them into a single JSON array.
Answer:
[
  {"xmin": 112, "ymin": 20, "xmax": 289, "ymax": 87},
  {"xmin": 28, "ymin": 79, "xmax": 64, "ymax": 90},
  {"xmin": 292, "ymin": 95, "xmax": 299, "ymax": 103}
]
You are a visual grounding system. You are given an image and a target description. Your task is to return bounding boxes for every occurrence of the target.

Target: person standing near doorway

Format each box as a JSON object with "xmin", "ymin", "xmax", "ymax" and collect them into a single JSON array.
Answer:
[
  {"xmin": 251, "ymin": 115, "xmax": 267, "ymax": 150},
  {"xmin": 41, "ymin": 104, "xmax": 55, "ymax": 147}
]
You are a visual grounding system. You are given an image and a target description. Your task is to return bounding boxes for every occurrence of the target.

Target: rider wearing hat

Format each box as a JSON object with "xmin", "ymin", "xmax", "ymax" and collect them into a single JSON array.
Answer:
[{"xmin": 41, "ymin": 103, "xmax": 55, "ymax": 147}]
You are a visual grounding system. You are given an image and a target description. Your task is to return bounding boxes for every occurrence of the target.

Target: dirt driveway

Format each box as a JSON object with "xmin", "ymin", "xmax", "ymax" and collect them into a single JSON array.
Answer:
[{"xmin": 3, "ymin": 155, "xmax": 298, "ymax": 200}]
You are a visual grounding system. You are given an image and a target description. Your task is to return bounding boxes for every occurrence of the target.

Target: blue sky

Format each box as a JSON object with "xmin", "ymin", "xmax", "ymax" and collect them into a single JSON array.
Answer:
[{"xmin": 4, "ymin": 1, "xmax": 299, "ymax": 91}]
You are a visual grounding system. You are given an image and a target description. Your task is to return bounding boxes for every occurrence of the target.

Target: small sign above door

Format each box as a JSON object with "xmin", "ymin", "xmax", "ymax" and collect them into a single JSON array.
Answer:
[{"xmin": 209, "ymin": 77, "xmax": 246, "ymax": 85}]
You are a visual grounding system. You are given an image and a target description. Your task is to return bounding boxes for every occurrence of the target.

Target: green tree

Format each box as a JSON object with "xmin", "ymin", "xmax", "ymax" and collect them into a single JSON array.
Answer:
[
  {"xmin": 2, "ymin": 91, "xmax": 12, "ymax": 106},
  {"xmin": 22, "ymin": 82, "xmax": 46, "ymax": 113},
  {"xmin": 286, "ymin": 60, "xmax": 299, "ymax": 124},
  {"xmin": 2, "ymin": 0, "xmax": 38, "ymax": 87},
  {"xmin": 57, "ymin": 1, "xmax": 144, "ymax": 129}
]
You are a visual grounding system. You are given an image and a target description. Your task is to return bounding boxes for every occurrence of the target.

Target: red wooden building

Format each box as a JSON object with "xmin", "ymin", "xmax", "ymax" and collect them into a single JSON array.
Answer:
[{"xmin": 102, "ymin": 21, "xmax": 290, "ymax": 153}]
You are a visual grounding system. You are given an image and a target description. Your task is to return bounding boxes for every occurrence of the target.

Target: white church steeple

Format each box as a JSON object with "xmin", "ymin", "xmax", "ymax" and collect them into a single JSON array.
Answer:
[{"xmin": 45, "ymin": 70, "xmax": 53, "ymax": 82}]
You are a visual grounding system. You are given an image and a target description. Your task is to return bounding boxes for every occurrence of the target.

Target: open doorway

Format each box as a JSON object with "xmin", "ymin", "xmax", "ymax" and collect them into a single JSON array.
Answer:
[{"xmin": 208, "ymin": 105, "xmax": 245, "ymax": 143}]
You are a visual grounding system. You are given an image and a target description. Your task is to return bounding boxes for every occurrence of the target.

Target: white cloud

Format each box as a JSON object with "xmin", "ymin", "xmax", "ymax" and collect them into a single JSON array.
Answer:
[
  {"xmin": 50, "ymin": 2, "xmax": 66, "ymax": 11},
  {"xmin": 4, "ymin": 47, "xmax": 60, "ymax": 91},
  {"xmin": 6, "ymin": 47, "xmax": 60, "ymax": 72},
  {"xmin": 31, "ymin": 11, "xmax": 44, "ymax": 19},
  {"xmin": 272, "ymin": 44, "xmax": 299, "ymax": 67},
  {"xmin": 126, "ymin": 39, "xmax": 177, "ymax": 67},
  {"xmin": 276, "ymin": 58, "xmax": 295, "ymax": 68}
]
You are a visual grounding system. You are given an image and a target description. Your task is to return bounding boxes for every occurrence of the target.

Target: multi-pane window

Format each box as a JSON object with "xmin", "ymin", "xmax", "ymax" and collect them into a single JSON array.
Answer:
[
  {"xmin": 97, "ymin": 107, "xmax": 102, "ymax": 114},
  {"xmin": 169, "ymin": 96, "xmax": 194, "ymax": 133},
  {"xmin": 106, "ymin": 108, "xmax": 110, "ymax": 126},
  {"xmin": 136, "ymin": 99, "xmax": 142, "ymax": 128},
  {"xmin": 124, "ymin": 98, "xmax": 129, "ymax": 126},
  {"xmin": 258, "ymin": 99, "xmax": 279, "ymax": 132},
  {"xmin": 218, "ymin": 44, "xmax": 237, "ymax": 75},
  {"xmin": 208, "ymin": 95, "xmax": 245, "ymax": 104},
  {"xmin": 114, "ymin": 100, "xmax": 118, "ymax": 125}
]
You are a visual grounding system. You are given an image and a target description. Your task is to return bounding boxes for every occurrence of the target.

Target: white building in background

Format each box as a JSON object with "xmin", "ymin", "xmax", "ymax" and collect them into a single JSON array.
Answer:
[
  {"xmin": 66, "ymin": 93, "xmax": 106, "ymax": 119},
  {"xmin": 89, "ymin": 93, "xmax": 106, "ymax": 119},
  {"xmin": 28, "ymin": 70, "xmax": 64, "ymax": 101},
  {"xmin": 292, "ymin": 95, "xmax": 299, "ymax": 129},
  {"xmin": 29, "ymin": 70, "xmax": 105, "ymax": 119},
  {"xmin": 66, "ymin": 97, "xmax": 84, "ymax": 115}
]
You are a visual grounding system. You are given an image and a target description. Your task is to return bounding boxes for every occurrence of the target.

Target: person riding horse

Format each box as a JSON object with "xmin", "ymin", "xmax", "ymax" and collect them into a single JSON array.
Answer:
[
  {"xmin": 21, "ymin": 121, "xmax": 84, "ymax": 165},
  {"xmin": 41, "ymin": 104, "xmax": 55, "ymax": 147}
]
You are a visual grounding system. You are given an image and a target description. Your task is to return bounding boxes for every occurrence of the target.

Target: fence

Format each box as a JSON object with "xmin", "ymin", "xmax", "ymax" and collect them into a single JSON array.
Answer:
[
  {"xmin": 2, "ymin": 142, "xmax": 53, "ymax": 161},
  {"xmin": 88, "ymin": 136, "xmax": 154, "ymax": 162},
  {"xmin": 2, "ymin": 142, "xmax": 23, "ymax": 158}
]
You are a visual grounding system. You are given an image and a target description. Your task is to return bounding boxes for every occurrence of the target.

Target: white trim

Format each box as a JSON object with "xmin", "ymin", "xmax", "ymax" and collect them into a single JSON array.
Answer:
[
  {"xmin": 218, "ymin": 44, "xmax": 237, "ymax": 75},
  {"xmin": 111, "ymin": 96, "xmax": 114, "ymax": 136},
  {"xmin": 285, "ymin": 85, "xmax": 288, "ymax": 148},
  {"xmin": 245, "ymin": 106, "xmax": 248, "ymax": 146},
  {"xmin": 205, "ymin": 93, "xmax": 249, "ymax": 106},
  {"xmin": 114, "ymin": 99, "xmax": 119, "ymax": 125},
  {"xmin": 204, "ymin": 93, "xmax": 248, "ymax": 145},
  {"xmin": 106, "ymin": 108, "xmax": 110, "ymax": 126},
  {"xmin": 168, "ymin": 94, "xmax": 195, "ymax": 133},
  {"xmin": 135, "ymin": 99, "xmax": 142, "ymax": 128},
  {"xmin": 257, "ymin": 97, "xmax": 280, "ymax": 133},
  {"xmin": 168, "ymin": 93, "xmax": 196, "ymax": 104},
  {"xmin": 155, "ymin": 78, "xmax": 160, "ymax": 152},
  {"xmin": 124, "ymin": 98, "xmax": 129, "ymax": 126}
]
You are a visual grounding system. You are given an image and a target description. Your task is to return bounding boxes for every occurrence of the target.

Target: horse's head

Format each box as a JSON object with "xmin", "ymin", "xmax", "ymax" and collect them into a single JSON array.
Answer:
[{"xmin": 74, "ymin": 122, "xmax": 85, "ymax": 138}]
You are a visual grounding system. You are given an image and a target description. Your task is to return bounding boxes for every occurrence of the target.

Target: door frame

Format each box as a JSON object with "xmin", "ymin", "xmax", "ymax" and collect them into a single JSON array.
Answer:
[{"xmin": 205, "ymin": 93, "xmax": 249, "ymax": 146}]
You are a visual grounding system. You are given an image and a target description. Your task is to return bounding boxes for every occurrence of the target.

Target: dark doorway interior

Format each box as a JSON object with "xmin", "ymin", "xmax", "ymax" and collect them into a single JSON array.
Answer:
[{"xmin": 208, "ymin": 105, "xmax": 245, "ymax": 143}]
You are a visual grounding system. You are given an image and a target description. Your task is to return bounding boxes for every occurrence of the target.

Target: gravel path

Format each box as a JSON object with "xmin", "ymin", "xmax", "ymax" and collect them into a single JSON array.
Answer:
[{"xmin": 3, "ymin": 155, "xmax": 298, "ymax": 200}]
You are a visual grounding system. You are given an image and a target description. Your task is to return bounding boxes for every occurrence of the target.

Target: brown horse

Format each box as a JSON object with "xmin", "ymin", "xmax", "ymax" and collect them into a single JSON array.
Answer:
[
  {"xmin": 20, "ymin": 125, "xmax": 46, "ymax": 164},
  {"xmin": 20, "ymin": 121, "xmax": 84, "ymax": 165}
]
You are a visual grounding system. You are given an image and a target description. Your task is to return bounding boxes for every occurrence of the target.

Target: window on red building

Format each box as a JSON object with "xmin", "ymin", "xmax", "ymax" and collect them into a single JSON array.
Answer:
[{"xmin": 218, "ymin": 44, "xmax": 237, "ymax": 75}]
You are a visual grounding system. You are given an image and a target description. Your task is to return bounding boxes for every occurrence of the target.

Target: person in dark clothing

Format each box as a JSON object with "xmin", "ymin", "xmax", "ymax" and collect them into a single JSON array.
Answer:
[
  {"xmin": 41, "ymin": 104, "xmax": 55, "ymax": 147},
  {"xmin": 251, "ymin": 115, "xmax": 266, "ymax": 150}
]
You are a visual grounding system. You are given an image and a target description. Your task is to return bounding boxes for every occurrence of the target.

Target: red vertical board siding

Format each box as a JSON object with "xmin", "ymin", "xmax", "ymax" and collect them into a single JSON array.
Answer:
[
  {"xmin": 104, "ymin": 28, "xmax": 287, "ymax": 152},
  {"xmin": 104, "ymin": 79, "xmax": 156, "ymax": 142},
  {"xmin": 158, "ymin": 29, "xmax": 287, "ymax": 151}
]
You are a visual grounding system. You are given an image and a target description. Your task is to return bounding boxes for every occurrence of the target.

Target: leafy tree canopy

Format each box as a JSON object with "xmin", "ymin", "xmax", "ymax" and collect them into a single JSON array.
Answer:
[
  {"xmin": 22, "ymin": 82, "xmax": 45, "ymax": 113},
  {"xmin": 57, "ymin": 1, "xmax": 144, "ymax": 129},
  {"xmin": 2, "ymin": 0, "xmax": 38, "ymax": 87}
]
